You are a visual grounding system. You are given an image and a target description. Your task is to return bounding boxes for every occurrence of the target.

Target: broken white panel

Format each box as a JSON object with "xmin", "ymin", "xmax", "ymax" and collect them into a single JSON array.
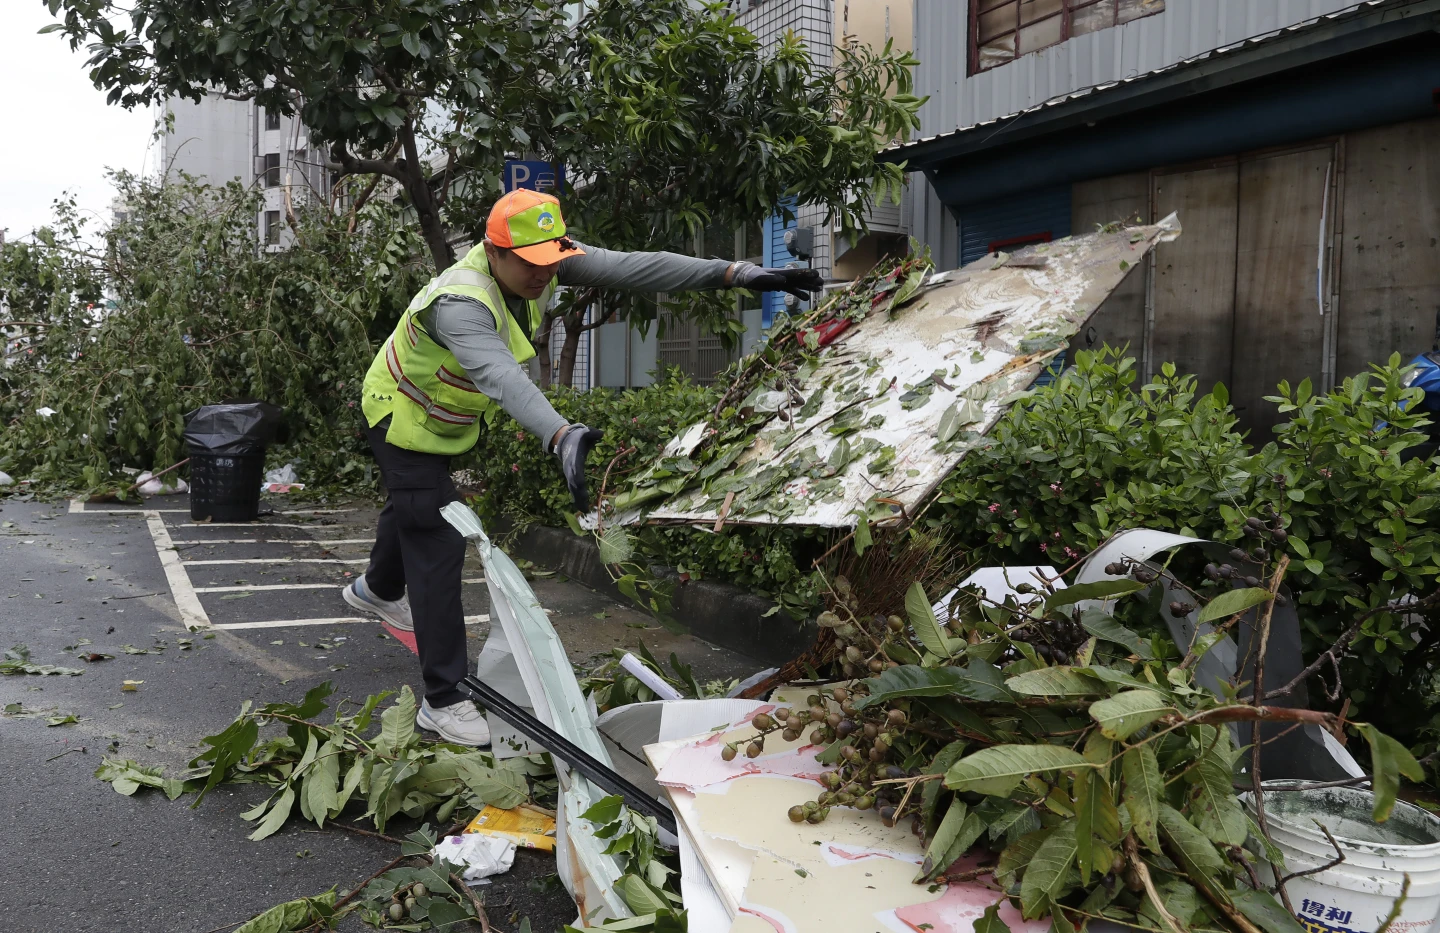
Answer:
[
  {"xmin": 441, "ymin": 503, "xmax": 631, "ymax": 924},
  {"xmin": 645, "ymin": 712, "xmax": 1054, "ymax": 933},
  {"xmin": 931, "ymin": 564, "xmax": 1062, "ymax": 622},
  {"xmin": 647, "ymin": 216, "xmax": 1181, "ymax": 529},
  {"xmin": 1073, "ymin": 527, "xmax": 1363, "ymax": 778}
]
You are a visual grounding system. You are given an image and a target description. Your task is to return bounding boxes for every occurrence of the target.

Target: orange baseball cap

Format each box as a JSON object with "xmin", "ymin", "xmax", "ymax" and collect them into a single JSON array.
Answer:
[{"xmin": 485, "ymin": 189, "xmax": 585, "ymax": 265}]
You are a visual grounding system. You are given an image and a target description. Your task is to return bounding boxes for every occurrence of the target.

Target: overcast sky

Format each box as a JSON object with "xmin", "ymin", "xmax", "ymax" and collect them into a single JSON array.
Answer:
[{"xmin": 1, "ymin": 4, "xmax": 156, "ymax": 242}]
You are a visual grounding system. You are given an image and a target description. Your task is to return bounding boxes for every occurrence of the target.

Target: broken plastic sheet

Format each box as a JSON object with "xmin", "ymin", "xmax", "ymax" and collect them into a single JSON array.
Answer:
[
  {"xmin": 1072, "ymin": 529, "xmax": 1362, "ymax": 781},
  {"xmin": 643, "ymin": 688, "xmax": 1046, "ymax": 933},
  {"xmin": 931, "ymin": 565, "xmax": 1062, "ymax": 621},
  {"xmin": 441, "ymin": 503, "xmax": 632, "ymax": 924},
  {"xmin": 636, "ymin": 215, "xmax": 1182, "ymax": 530}
]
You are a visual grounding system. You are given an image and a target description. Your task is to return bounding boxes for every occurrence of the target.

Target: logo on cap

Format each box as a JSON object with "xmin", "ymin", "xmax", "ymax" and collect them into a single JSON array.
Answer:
[{"xmin": 536, "ymin": 212, "xmax": 556, "ymax": 233}]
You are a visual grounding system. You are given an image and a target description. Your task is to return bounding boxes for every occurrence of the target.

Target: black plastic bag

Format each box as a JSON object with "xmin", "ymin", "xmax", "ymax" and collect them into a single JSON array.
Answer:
[{"xmin": 183, "ymin": 401, "xmax": 284, "ymax": 455}]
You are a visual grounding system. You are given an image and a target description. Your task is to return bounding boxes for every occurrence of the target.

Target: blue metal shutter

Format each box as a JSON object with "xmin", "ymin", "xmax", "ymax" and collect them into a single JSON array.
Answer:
[
  {"xmin": 957, "ymin": 184, "xmax": 1072, "ymax": 266},
  {"xmin": 761, "ymin": 197, "xmax": 798, "ymax": 328}
]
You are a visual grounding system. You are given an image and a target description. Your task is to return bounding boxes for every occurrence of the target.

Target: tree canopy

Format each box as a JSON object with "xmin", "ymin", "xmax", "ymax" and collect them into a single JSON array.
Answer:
[{"xmin": 46, "ymin": 0, "xmax": 922, "ymax": 383}]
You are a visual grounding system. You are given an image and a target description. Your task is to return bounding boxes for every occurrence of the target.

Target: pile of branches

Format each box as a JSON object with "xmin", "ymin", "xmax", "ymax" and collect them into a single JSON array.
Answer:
[
  {"xmin": 96, "ymin": 683, "xmax": 545, "ymax": 838},
  {"xmin": 722, "ymin": 541, "xmax": 1427, "ymax": 933}
]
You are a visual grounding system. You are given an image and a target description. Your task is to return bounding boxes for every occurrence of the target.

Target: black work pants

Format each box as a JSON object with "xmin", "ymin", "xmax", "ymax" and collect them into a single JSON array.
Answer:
[{"xmin": 363, "ymin": 421, "xmax": 469, "ymax": 707}]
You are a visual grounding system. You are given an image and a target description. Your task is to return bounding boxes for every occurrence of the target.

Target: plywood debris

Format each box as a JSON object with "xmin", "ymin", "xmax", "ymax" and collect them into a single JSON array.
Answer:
[
  {"xmin": 632, "ymin": 215, "xmax": 1179, "ymax": 529},
  {"xmin": 643, "ymin": 690, "xmax": 1054, "ymax": 933}
]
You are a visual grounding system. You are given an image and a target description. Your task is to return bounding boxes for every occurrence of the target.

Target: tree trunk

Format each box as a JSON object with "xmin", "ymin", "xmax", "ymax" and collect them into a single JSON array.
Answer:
[
  {"xmin": 556, "ymin": 311, "xmax": 583, "ymax": 388},
  {"xmin": 397, "ymin": 118, "xmax": 454, "ymax": 271},
  {"xmin": 535, "ymin": 311, "xmax": 556, "ymax": 389}
]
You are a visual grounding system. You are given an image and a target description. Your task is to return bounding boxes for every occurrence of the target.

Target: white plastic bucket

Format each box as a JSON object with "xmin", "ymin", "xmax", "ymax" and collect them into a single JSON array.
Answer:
[{"xmin": 1243, "ymin": 783, "xmax": 1440, "ymax": 933}]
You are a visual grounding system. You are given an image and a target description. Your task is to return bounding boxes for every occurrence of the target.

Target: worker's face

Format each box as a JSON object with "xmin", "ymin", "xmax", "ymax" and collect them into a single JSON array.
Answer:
[{"xmin": 486, "ymin": 241, "xmax": 559, "ymax": 300}]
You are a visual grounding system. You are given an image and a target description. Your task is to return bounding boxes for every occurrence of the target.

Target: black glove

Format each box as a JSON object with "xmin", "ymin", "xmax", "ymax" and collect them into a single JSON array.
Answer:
[
  {"xmin": 555, "ymin": 423, "xmax": 604, "ymax": 512},
  {"xmin": 730, "ymin": 262, "xmax": 824, "ymax": 301}
]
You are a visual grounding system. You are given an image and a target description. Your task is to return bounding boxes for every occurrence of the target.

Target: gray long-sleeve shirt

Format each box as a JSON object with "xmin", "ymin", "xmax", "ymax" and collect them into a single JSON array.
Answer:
[{"xmin": 418, "ymin": 240, "xmax": 732, "ymax": 446}]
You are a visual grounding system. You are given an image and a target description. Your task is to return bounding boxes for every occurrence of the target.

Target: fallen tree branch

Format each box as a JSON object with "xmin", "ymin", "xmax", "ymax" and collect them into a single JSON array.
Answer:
[{"xmin": 1250, "ymin": 556, "xmax": 1293, "ymax": 913}]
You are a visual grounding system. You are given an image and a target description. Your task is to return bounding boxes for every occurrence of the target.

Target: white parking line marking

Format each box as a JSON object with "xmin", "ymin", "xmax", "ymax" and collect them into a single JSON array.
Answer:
[
  {"xmin": 215, "ymin": 613, "xmax": 489, "ymax": 631},
  {"xmin": 169, "ymin": 538, "xmax": 376, "ymax": 546},
  {"xmin": 143, "ymin": 511, "xmax": 210, "ymax": 631},
  {"xmin": 181, "ymin": 557, "xmax": 370, "ymax": 566},
  {"xmin": 195, "ymin": 577, "xmax": 485, "ymax": 594},
  {"xmin": 174, "ymin": 522, "xmax": 357, "ymax": 529}
]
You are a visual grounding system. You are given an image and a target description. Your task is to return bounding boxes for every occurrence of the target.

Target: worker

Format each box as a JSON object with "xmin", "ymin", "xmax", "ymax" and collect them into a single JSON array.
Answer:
[{"xmin": 344, "ymin": 189, "xmax": 822, "ymax": 745}]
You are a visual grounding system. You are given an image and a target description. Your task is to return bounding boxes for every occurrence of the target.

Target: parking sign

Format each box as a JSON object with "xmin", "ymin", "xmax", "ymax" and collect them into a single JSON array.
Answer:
[{"xmin": 504, "ymin": 160, "xmax": 565, "ymax": 194}]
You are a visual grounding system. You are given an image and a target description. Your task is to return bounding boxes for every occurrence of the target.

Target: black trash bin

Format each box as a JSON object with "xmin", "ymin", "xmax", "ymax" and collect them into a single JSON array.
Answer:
[{"xmin": 183, "ymin": 401, "xmax": 284, "ymax": 522}]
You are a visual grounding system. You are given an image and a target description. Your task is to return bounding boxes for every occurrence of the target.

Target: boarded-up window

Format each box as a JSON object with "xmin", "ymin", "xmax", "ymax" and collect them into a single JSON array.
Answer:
[{"xmin": 972, "ymin": 0, "xmax": 1163, "ymax": 73}]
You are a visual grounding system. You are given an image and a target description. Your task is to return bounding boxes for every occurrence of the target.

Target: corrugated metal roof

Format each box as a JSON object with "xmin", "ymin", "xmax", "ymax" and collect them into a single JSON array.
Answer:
[{"xmin": 886, "ymin": 0, "xmax": 1414, "ymax": 161}]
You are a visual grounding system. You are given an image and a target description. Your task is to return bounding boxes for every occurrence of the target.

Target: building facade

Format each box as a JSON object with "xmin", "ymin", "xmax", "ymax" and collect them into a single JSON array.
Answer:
[
  {"xmin": 891, "ymin": 0, "xmax": 1440, "ymax": 434},
  {"xmin": 161, "ymin": 93, "xmax": 331, "ymax": 250},
  {"xmin": 591, "ymin": 0, "xmax": 915, "ymax": 389}
]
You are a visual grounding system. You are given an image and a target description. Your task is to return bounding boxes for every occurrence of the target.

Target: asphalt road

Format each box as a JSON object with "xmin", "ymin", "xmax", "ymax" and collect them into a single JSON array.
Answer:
[{"xmin": 0, "ymin": 494, "xmax": 764, "ymax": 933}]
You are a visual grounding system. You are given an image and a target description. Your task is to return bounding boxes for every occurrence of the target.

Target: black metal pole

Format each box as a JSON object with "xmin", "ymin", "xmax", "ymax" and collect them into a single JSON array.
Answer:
[{"xmin": 458, "ymin": 674, "xmax": 678, "ymax": 836}]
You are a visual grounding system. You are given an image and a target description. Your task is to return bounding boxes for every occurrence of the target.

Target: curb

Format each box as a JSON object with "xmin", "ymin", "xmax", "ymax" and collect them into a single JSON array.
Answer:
[{"xmin": 507, "ymin": 524, "xmax": 817, "ymax": 667}]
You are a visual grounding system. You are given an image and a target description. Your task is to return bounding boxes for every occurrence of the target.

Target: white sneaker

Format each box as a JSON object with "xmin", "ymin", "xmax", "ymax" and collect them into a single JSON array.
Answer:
[
  {"xmin": 416, "ymin": 698, "xmax": 491, "ymax": 747},
  {"xmin": 343, "ymin": 576, "xmax": 414, "ymax": 631}
]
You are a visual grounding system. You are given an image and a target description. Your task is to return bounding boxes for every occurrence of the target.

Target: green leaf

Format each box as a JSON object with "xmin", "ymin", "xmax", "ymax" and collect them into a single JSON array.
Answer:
[
  {"xmin": 946, "ymin": 744, "xmax": 1095, "ymax": 797},
  {"xmin": 996, "ymin": 827, "xmax": 1052, "ymax": 888},
  {"xmin": 1089, "ymin": 690, "xmax": 1174, "ymax": 740},
  {"xmin": 581, "ymin": 795, "xmax": 625, "ymax": 827},
  {"xmin": 974, "ymin": 901, "xmax": 1013, "ymax": 933},
  {"xmin": 248, "ymin": 786, "xmax": 297, "ymax": 841},
  {"xmin": 377, "ymin": 687, "xmax": 417, "ymax": 756},
  {"xmin": 1045, "ymin": 579, "xmax": 1146, "ymax": 611},
  {"xmin": 917, "ymin": 799, "xmax": 987, "ymax": 882},
  {"xmin": 1232, "ymin": 888, "xmax": 1308, "ymax": 933},
  {"xmin": 1357, "ymin": 723, "xmax": 1424, "ymax": 821},
  {"xmin": 1019, "ymin": 821, "xmax": 1078, "ymax": 919},
  {"xmin": 1197, "ymin": 587, "xmax": 1272, "ymax": 624},
  {"xmin": 852, "ymin": 510, "xmax": 872, "ymax": 557},
  {"xmin": 1191, "ymin": 736, "xmax": 1247, "ymax": 846},
  {"xmin": 1073, "ymin": 770, "xmax": 1121, "ymax": 884},
  {"xmin": 1139, "ymin": 878, "xmax": 1200, "ymax": 931},
  {"xmin": 456, "ymin": 757, "xmax": 528, "ymax": 809},
  {"xmin": 1079, "ymin": 609, "xmax": 1155, "ymax": 659},
  {"xmin": 304, "ymin": 739, "xmax": 342, "ymax": 828},
  {"xmin": 937, "ymin": 403, "xmax": 963, "ymax": 443},
  {"xmin": 616, "ymin": 874, "xmax": 669, "ymax": 915},
  {"xmin": 1157, "ymin": 802, "xmax": 1226, "ymax": 880},
  {"xmin": 1006, "ymin": 666, "xmax": 1105, "ymax": 697},
  {"xmin": 191, "ymin": 716, "xmax": 260, "ymax": 806},
  {"xmin": 233, "ymin": 891, "xmax": 335, "ymax": 933},
  {"xmin": 906, "ymin": 581, "xmax": 957, "ymax": 658},
  {"xmin": 1122, "ymin": 745, "xmax": 1163, "ymax": 853},
  {"xmin": 599, "ymin": 525, "xmax": 634, "ymax": 565},
  {"xmin": 859, "ymin": 663, "xmax": 1010, "ymax": 707}
]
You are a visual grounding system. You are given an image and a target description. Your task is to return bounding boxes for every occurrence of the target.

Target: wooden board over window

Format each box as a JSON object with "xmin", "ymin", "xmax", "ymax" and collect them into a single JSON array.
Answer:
[{"xmin": 972, "ymin": 0, "xmax": 1164, "ymax": 73}]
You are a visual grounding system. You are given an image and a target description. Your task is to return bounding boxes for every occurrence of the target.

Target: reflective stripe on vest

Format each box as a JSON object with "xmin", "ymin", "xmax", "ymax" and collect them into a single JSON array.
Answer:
[{"xmin": 383, "ymin": 339, "xmax": 478, "ymax": 426}]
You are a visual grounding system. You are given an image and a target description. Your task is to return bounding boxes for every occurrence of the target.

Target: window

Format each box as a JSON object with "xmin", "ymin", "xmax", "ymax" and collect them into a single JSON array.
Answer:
[
  {"xmin": 263, "ymin": 152, "xmax": 280, "ymax": 187},
  {"xmin": 265, "ymin": 108, "xmax": 280, "ymax": 131},
  {"xmin": 264, "ymin": 210, "xmax": 281, "ymax": 246},
  {"xmin": 971, "ymin": 0, "xmax": 1164, "ymax": 73}
]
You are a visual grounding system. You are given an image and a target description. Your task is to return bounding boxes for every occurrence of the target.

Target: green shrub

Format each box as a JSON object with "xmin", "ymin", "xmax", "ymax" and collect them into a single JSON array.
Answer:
[{"xmin": 931, "ymin": 346, "xmax": 1440, "ymax": 749}]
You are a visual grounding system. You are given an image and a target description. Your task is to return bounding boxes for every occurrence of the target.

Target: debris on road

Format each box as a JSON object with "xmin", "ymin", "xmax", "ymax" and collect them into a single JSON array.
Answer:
[
  {"xmin": 432, "ymin": 832, "xmax": 517, "ymax": 885},
  {"xmin": 1, "ymin": 643, "xmax": 83, "ymax": 676}
]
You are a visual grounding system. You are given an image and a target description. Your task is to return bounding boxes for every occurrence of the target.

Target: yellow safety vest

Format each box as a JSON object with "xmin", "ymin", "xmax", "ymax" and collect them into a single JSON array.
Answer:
[{"xmin": 360, "ymin": 244, "xmax": 556, "ymax": 455}]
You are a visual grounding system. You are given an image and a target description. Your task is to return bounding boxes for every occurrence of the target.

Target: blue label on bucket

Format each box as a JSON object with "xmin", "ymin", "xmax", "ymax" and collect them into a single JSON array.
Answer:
[{"xmin": 1297, "ymin": 899, "xmax": 1359, "ymax": 933}]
